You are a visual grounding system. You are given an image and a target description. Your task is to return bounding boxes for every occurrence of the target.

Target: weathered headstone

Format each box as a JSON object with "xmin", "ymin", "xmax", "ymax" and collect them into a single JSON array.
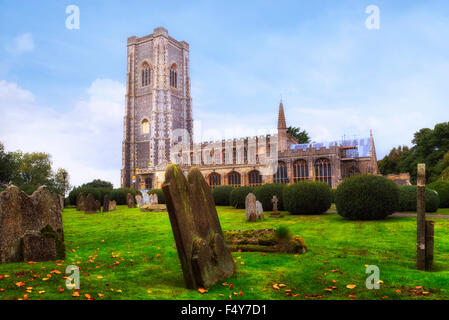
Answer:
[
  {"xmin": 162, "ymin": 164, "xmax": 235, "ymax": 289},
  {"xmin": 0, "ymin": 185, "xmax": 65, "ymax": 263},
  {"xmin": 127, "ymin": 193, "xmax": 136, "ymax": 208},
  {"xmin": 84, "ymin": 193, "xmax": 98, "ymax": 213},
  {"xmin": 142, "ymin": 192, "xmax": 150, "ymax": 205},
  {"xmin": 59, "ymin": 194, "xmax": 64, "ymax": 210},
  {"xmin": 150, "ymin": 193, "xmax": 158, "ymax": 205},
  {"xmin": 256, "ymin": 200, "xmax": 264, "ymax": 220},
  {"xmin": 76, "ymin": 193, "xmax": 85, "ymax": 211},
  {"xmin": 245, "ymin": 193, "xmax": 257, "ymax": 222},
  {"xmin": 108, "ymin": 200, "xmax": 117, "ymax": 211},
  {"xmin": 270, "ymin": 195, "xmax": 282, "ymax": 218},
  {"xmin": 103, "ymin": 194, "xmax": 110, "ymax": 213},
  {"xmin": 135, "ymin": 194, "xmax": 143, "ymax": 207}
]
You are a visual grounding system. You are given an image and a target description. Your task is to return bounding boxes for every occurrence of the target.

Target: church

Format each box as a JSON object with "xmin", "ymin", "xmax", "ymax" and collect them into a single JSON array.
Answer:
[{"xmin": 121, "ymin": 28, "xmax": 379, "ymax": 191}]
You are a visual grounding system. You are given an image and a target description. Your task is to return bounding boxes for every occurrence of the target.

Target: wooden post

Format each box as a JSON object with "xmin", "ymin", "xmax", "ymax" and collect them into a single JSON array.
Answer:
[
  {"xmin": 416, "ymin": 163, "xmax": 426, "ymax": 270},
  {"xmin": 425, "ymin": 221, "xmax": 434, "ymax": 271}
]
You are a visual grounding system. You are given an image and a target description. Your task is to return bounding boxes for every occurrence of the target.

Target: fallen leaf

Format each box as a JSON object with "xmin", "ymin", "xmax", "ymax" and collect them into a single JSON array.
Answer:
[
  {"xmin": 346, "ymin": 284, "xmax": 356, "ymax": 289},
  {"xmin": 38, "ymin": 290, "xmax": 45, "ymax": 294},
  {"xmin": 15, "ymin": 282, "xmax": 25, "ymax": 287},
  {"xmin": 278, "ymin": 284, "xmax": 287, "ymax": 288},
  {"xmin": 239, "ymin": 291, "xmax": 244, "ymax": 296},
  {"xmin": 98, "ymin": 293, "xmax": 104, "ymax": 297},
  {"xmin": 198, "ymin": 288, "xmax": 208, "ymax": 294},
  {"xmin": 116, "ymin": 289, "xmax": 123, "ymax": 293},
  {"xmin": 272, "ymin": 284, "xmax": 280, "ymax": 290},
  {"xmin": 395, "ymin": 289, "xmax": 402, "ymax": 293},
  {"xmin": 147, "ymin": 290, "xmax": 152, "ymax": 294},
  {"xmin": 72, "ymin": 291, "xmax": 80, "ymax": 297}
]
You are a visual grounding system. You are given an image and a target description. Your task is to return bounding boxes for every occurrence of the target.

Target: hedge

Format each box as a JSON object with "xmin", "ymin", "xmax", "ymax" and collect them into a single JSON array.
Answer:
[
  {"xmin": 335, "ymin": 174, "xmax": 399, "ymax": 220},
  {"xmin": 212, "ymin": 186, "xmax": 234, "ymax": 206},
  {"xmin": 147, "ymin": 188, "xmax": 165, "ymax": 204},
  {"xmin": 253, "ymin": 183, "xmax": 286, "ymax": 211},
  {"xmin": 398, "ymin": 185, "xmax": 440, "ymax": 213},
  {"xmin": 110, "ymin": 188, "xmax": 141, "ymax": 205},
  {"xmin": 428, "ymin": 180, "xmax": 449, "ymax": 208},
  {"xmin": 229, "ymin": 186, "xmax": 254, "ymax": 209},
  {"xmin": 283, "ymin": 181, "xmax": 332, "ymax": 215}
]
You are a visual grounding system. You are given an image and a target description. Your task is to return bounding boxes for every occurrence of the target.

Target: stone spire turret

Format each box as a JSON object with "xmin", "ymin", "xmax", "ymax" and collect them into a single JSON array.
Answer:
[{"xmin": 277, "ymin": 100, "xmax": 288, "ymax": 152}]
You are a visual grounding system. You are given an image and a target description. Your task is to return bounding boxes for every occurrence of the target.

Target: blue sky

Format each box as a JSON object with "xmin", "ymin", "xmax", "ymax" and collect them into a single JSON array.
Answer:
[{"xmin": 1, "ymin": 0, "xmax": 448, "ymax": 187}]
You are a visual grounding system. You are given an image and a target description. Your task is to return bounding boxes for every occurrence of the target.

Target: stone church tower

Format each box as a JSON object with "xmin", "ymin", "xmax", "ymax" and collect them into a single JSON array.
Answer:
[{"xmin": 121, "ymin": 27, "xmax": 193, "ymax": 188}]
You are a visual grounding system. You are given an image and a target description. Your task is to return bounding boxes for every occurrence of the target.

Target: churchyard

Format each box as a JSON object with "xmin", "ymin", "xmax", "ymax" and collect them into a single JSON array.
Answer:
[{"xmin": 0, "ymin": 201, "xmax": 448, "ymax": 300}]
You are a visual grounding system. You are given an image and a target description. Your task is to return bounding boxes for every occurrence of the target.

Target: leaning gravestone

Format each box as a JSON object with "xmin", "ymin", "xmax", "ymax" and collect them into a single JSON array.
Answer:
[
  {"xmin": 108, "ymin": 200, "xmax": 117, "ymax": 211},
  {"xmin": 84, "ymin": 193, "xmax": 98, "ymax": 213},
  {"xmin": 76, "ymin": 193, "xmax": 85, "ymax": 211},
  {"xmin": 0, "ymin": 185, "xmax": 65, "ymax": 263},
  {"xmin": 245, "ymin": 193, "xmax": 257, "ymax": 222},
  {"xmin": 135, "ymin": 194, "xmax": 143, "ymax": 207},
  {"xmin": 162, "ymin": 164, "xmax": 235, "ymax": 289},
  {"xmin": 103, "ymin": 194, "xmax": 110, "ymax": 213},
  {"xmin": 127, "ymin": 193, "xmax": 136, "ymax": 208},
  {"xmin": 256, "ymin": 200, "xmax": 264, "ymax": 220}
]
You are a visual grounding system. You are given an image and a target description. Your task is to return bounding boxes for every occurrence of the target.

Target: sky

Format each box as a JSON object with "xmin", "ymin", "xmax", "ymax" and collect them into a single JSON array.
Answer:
[{"xmin": 0, "ymin": 0, "xmax": 448, "ymax": 187}]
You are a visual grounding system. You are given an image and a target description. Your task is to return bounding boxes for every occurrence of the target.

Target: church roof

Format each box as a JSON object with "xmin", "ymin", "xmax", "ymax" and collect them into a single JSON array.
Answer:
[{"xmin": 290, "ymin": 137, "xmax": 372, "ymax": 158}]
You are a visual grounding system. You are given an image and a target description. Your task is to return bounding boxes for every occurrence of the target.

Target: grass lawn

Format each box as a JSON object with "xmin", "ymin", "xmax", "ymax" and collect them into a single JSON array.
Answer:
[{"xmin": 0, "ymin": 205, "xmax": 448, "ymax": 300}]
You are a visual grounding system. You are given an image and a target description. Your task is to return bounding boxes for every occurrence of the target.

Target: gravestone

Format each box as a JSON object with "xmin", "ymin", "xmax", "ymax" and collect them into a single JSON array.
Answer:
[
  {"xmin": 270, "ymin": 195, "xmax": 282, "ymax": 218},
  {"xmin": 108, "ymin": 200, "xmax": 117, "ymax": 211},
  {"xmin": 95, "ymin": 200, "xmax": 101, "ymax": 212},
  {"xmin": 76, "ymin": 193, "xmax": 85, "ymax": 211},
  {"xmin": 256, "ymin": 200, "xmax": 264, "ymax": 220},
  {"xmin": 103, "ymin": 194, "xmax": 110, "ymax": 213},
  {"xmin": 84, "ymin": 194, "xmax": 98, "ymax": 213},
  {"xmin": 150, "ymin": 193, "xmax": 158, "ymax": 205},
  {"xmin": 142, "ymin": 193, "xmax": 150, "ymax": 205},
  {"xmin": 0, "ymin": 185, "xmax": 65, "ymax": 263},
  {"xmin": 245, "ymin": 193, "xmax": 257, "ymax": 222},
  {"xmin": 127, "ymin": 193, "xmax": 136, "ymax": 208},
  {"xmin": 135, "ymin": 194, "xmax": 143, "ymax": 207},
  {"xmin": 162, "ymin": 164, "xmax": 235, "ymax": 289},
  {"xmin": 59, "ymin": 195, "xmax": 64, "ymax": 210}
]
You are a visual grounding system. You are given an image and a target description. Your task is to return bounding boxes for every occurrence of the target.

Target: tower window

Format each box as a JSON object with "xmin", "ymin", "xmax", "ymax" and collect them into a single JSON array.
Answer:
[
  {"xmin": 141, "ymin": 62, "xmax": 151, "ymax": 87},
  {"xmin": 141, "ymin": 119, "xmax": 150, "ymax": 134},
  {"xmin": 170, "ymin": 64, "xmax": 178, "ymax": 88}
]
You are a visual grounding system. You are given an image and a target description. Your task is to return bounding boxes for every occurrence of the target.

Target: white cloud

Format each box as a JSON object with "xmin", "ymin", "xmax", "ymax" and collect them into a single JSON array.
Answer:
[
  {"xmin": 5, "ymin": 33, "xmax": 35, "ymax": 55},
  {"xmin": 0, "ymin": 79, "xmax": 125, "ymax": 188}
]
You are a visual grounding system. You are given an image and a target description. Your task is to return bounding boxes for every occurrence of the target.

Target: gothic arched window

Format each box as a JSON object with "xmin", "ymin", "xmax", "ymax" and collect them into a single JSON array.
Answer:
[
  {"xmin": 141, "ymin": 119, "xmax": 150, "ymax": 134},
  {"xmin": 248, "ymin": 170, "xmax": 262, "ymax": 186},
  {"xmin": 228, "ymin": 171, "xmax": 241, "ymax": 187},
  {"xmin": 273, "ymin": 161, "xmax": 288, "ymax": 184},
  {"xmin": 208, "ymin": 172, "xmax": 221, "ymax": 189},
  {"xmin": 170, "ymin": 64, "xmax": 178, "ymax": 88},
  {"xmin": 141, "ymin": 62, "xmax": 151, "ymax": 87},
  {"xmin": 315, "ymin": 158, "xmax": 332, "ymax": 187},
  {"xmin": 293, "ymin": 160, "xmax": 308, "ymax": 182}
]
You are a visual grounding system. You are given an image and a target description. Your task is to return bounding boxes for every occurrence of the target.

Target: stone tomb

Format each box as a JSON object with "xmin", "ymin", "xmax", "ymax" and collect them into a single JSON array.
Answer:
[
  {"xmin": 0, "ymin": 185, "xmax": 65, "ymax": 263},
  {"xmin": 135, "ymin": 194, "xmax": 144, "ymax": 207},
  {"xmin": 162, "ymin": 164, "xmax": 234, "ymax": 289},
  {"xmin": 142, "ymin": 192, "xmax": 151, "ymax": 205}
]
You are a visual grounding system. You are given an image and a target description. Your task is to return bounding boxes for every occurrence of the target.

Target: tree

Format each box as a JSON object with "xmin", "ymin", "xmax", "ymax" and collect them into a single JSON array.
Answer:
[
  {"xmin": 0, "ymin": 142, "xmax": 16, "ymax": 186},
  {"xmin": 81, "ymin": 179, "xmax": 113, "ymax": 189},
  {"xmin": 378, "ymin": 146, "xmax": 411, "ymax": 175},
  {"xmin": 287, "ymin": 126, "xmax": 311, "ymax": 144},
  {"xmin": 53, "ymin": 168, "xmax": 72, "ymax": 196}
]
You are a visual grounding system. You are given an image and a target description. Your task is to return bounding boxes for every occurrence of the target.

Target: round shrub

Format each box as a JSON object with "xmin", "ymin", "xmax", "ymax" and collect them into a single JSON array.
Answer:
[
  {"xmin": 212, "ymin": 186, "xmax": 234, "ymax": 206},
  {"xmin": 69, "ymin": 186, "xmax": 112, "ymax": 206},
  {"xmin": 428, "ymin": 181, "xmax": 449, "ymax": 208},
  {"xmin": 283, "ymin": 181, "xmax": 332, "ymax": 215},
  {"xmin": 229, "ymin": 186, "xmax": 254, "ymax": 209},
  {"xmin": 147, "ymin": 188, "xmax": 165, "ymax": 204},
  {"xmin": 398, "ymin": 185, "xmax": 440, "ymax": 213},
  {"xmin": 335, "ymin": 175, "xmax": 399, "ymax": 220},
  {"xmin": 253, "ymin": 183, "xmax": 286, "ymax": 211},
  {"xmin": 110, "ymin": 188, "xmax": 141, "ymax": 205}
]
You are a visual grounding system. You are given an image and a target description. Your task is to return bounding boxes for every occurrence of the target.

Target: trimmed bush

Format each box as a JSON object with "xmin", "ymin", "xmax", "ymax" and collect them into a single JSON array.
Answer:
[
  {"xmin": 330, "ymin": 188, "xmax": 337, "ymax": 203},
  {"xmin": 212, "ymin": 186, "xmax": 234, "ymax": 206},
  {"xmin": 69, "ymin": 187, "xmax": 112, "ymax": 206},
  {"xmin": 253, "ymin": 183, "xmax": 286, "ymax": 211},
  {"xmin": 398, "ymin": 185, "xmax": 440, "ymax": 213},
  {"xmin": 335, "ymin": 175, "xmax": 399, "ymax": 220},
  {"xmin": 428, "ymin": 180, "xmax": 449, "ymax": 208},
  {"xmin": 147, "ymin": 188, "xmax": 165, "ymax": 204},
  {"xmin": 110, "ymin": 188, "xmax": 141, "ymax": 205},
  {"xmin": 229, "ymin": 186, "xmax": 254, "ymax": 209},
  {"xmin": 283, "ymin": 181, "xmax": 332, "ymax": 215}
]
